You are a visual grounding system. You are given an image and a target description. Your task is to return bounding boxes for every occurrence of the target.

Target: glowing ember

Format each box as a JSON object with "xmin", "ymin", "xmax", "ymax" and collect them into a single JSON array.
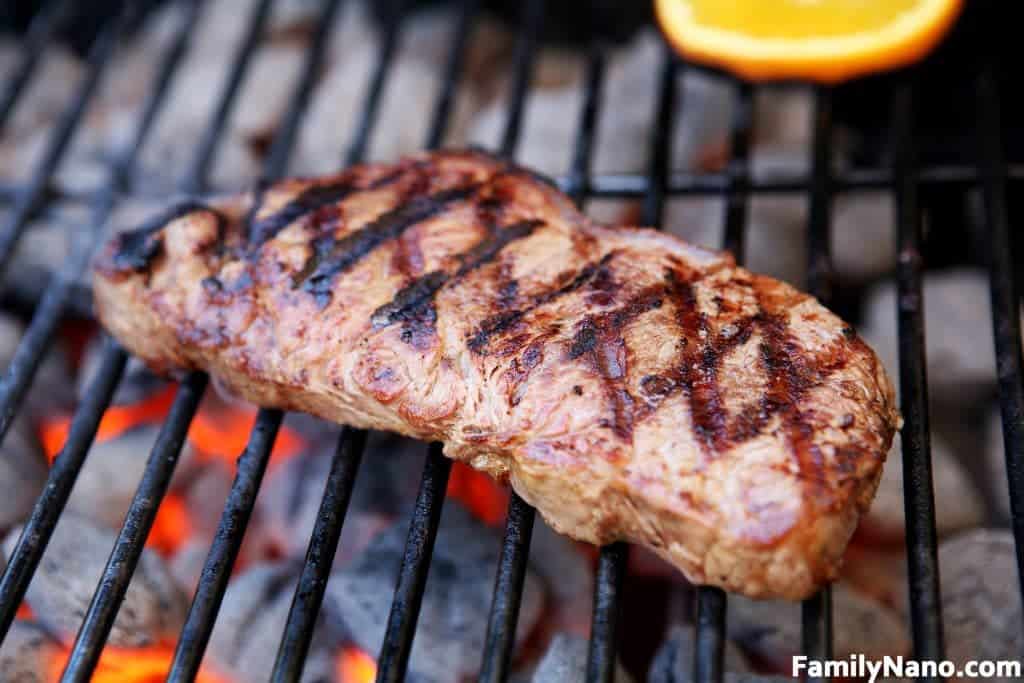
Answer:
[
  {"xmin": 146, "ymin": 494, "xmax": 191, "ymax": 557},
  {"xmin": 46, "ymin": 642, "xmax": 229, "ymax": 683},
  {"xmin": 446, "ymin": 462, "xmax": 509, "ymax": 526},
  {"xmin": 188, "ymin": 404, "xmax": 303, "ymax": 468},
  {"xmin": 38, "ymin": 386, "xmax": 178, "ymax": 464},
  {"xmin": 336, "ymin": 647, "xmax": 377, "ymax": 683},
  {"xmin": 16, "ymin": 602, "xmax": 33, "ymax": 620}
]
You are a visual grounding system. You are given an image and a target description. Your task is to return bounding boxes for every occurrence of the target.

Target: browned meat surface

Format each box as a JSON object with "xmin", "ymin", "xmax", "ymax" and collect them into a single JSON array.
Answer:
[{"xmin": 93, "ymin": 149, "xmax": 898, "ymax": 600}]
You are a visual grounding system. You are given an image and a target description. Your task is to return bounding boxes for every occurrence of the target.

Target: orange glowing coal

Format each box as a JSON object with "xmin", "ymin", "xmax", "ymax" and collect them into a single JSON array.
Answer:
[
  {"xmin": 39, "ymin": 385, "xmax": 304, "ymax": 471},
  {"xmin": 146, "ymin": 493, "xmax": 191, "ymax": 556},
  {"xmin": 446, "ymin": 461, "xmax": 510, "ymax": 526},
  {"xmin": 46, "ymin": 641, "xmax": 229, "ymax": 683},
  {"xmin": 336, "ymin": 647, "xmax": 377, "ymax": 683}
]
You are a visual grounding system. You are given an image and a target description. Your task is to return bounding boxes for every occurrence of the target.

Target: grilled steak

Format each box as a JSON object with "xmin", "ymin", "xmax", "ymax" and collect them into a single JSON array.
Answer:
[{"xmin": 93, "ymin": 149, "xmax": 898, "ymax": 600}]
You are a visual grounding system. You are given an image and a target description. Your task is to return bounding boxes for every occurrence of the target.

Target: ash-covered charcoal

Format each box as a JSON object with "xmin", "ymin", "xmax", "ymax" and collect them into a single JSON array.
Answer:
[
  {"xmin": 65, "ymin": 425, "xmax": 198, "ymax": 532},
  {"xmin": 526, "ymin": 633, "xmax": 633, "ymax": 683},
  {"xmin": 0, "ymin": 313, "xmax": 73, "ymax": 417},
  {"xmin": 0, "ymin": 620, "xmax": 65, "ymax": 683},
  {"xmin": 666, "ymin": 149, "xmax": 894, "ymax": 288},
  {"xmin": 865, "ymin": 432, "xmax": 985, "ymax": 541},
  {"xmin": 291, "ymin": 42, "xmax": 480, "ymax": 175},
  {"xmin": 468, "ymin": 31, "xmax": 730, "ymax": 178},
  {"xmin": 840, "ymin": 546, "xmax": 908, "ymax": 609},
  {"xmin": 647, "ymin": 625, "xmax": 749, "ymax": 683},
  {"xmin": 1, "ymin": 513, "xmax": 186, "ymax": 648},
  {"xmin": 0, "ymin": 41, "xmax": 83, "ymax": 145},
  {"xmin": 862, "ymin": 268, "xmax": 1021, "ymax": 402},
  {"xmin": 0, "ymin": 409, "xmax": 46, "ymax": 532},
  {"xmin": 207, "ymin": 561, "xmax": 337, "ymax": 683},
  {"xmin": 527, "ymin": 518, "xmax": 594, "ymax": 632},
  {"xmin": 985, "ymin": 409, "xmax": 1013, "ymax": 521},
  {"xmin": 257, "ymin": 431, "xmax": 425, "ymax": 565},
  {"xmin": 728, "ymin": 583, "xmax": 909, "ymax": 670},
  {"xmin": 934, "ymin": 530, "xmax": 1021, "ymax": 677},
  {"xmin": 77, "ymin": 338, "xmax": 168, "ymax": 406},
  {"xmin": 324, "ymin": 502, "xmax": 545, "ymax": 683}
]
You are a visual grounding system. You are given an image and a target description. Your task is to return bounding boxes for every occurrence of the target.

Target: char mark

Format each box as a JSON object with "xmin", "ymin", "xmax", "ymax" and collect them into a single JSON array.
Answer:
[
  {"xmin": 566, "ymin": 284, "xmax": 667, "ymax": 441},
  {"xmin": 110, "ymin": 200, "xmax": 225, "ymax": 273},
  {"xmin": 467, "ymin": 251, "xmax": 617, "ymax": 355},
  {"xmin": 247, "ymin": 170, "xmax": 401, "ymax": 247},
  {"xmin": 371, "ymin": 218, "xmax": 543, "ymax": 329},
  {"xmin": 297, "ymin": 184, "xmax": 480, "ymax": 307}
]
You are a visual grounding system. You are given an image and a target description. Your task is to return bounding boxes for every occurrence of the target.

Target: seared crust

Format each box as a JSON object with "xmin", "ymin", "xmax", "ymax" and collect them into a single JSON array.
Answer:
[{"xmin": 93, "ymin": 149, "xmax": 898, "ymax": 599}]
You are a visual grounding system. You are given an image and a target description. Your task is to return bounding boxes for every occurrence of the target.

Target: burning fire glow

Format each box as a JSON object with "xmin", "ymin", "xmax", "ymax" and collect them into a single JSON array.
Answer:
[
  {"xmin": 446, "ymin": 461, "xmax": 510, "ymax": 526},
  {"xmin": 336, "ymin": 647, "xmax": 377, "ymax": 683},
  {"xmin": 45, "ymin": 642, "xmax": 229, "ymax": 683},
  {"xmin": 39, "ymin": 385, "xmax": 303, "ymax": 469},
  {"xmin": 37, "ymin": 384, "xmax": 304, "ymax": 557}
]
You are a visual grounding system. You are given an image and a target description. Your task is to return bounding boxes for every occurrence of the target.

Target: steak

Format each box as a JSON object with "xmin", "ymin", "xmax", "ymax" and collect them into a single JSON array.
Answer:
[{"xmin": 92, "ymin": 149, "xmax": 899, "ymax": 600}]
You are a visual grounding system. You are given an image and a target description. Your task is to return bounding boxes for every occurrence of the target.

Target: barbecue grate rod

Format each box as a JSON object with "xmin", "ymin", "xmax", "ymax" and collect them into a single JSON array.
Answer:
[
  {"xmin": 891, "ymin": 79, "xmax": 945, "ymax": 670},
  {"xmin": 976, "ymin": 58, "xmax": 1024, "ymax": 619},
  {"xmin": 0, "ymin": 2, "xmax": 1022, "ymax": 682}
]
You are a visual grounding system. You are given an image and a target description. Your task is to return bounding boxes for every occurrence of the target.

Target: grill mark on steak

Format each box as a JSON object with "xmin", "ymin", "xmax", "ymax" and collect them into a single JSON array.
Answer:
[
  {"xmin": 247, "ymin": 170, "xmax": 404, "ymax": 247},
  {"xmin": 105, "ymin": 201, "xmax": 226, "ymax": 275},
  {"xmin": 566, "ymin": 283, "xmax": 667, "ymax": 441},
  {"xmin": 372, "ymin": 219, "xmax": 544, "ymax": 330},
  {"xmin": 467, "ymin": 251, "xmax": 617, "ymax": 355},
  {"xmin": 297, "ymin": 184, "xmax": 481, "ymax": 307}
]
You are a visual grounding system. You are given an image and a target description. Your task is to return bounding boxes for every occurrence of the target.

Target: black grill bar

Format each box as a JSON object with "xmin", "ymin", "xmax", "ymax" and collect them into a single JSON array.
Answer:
[
  {"xmin": 891, "ymin": 79, "xmax": 945, "ymax": 669},
  {"xmin": 470, "ymin": 0, "xmax": 547, "ymax": 679},
  {"xmin": 424, "ymin": 0, "xmax": 481, "ymax": 152},
  {"xmin": 976, "ymin": 59, "xmax": 1024, "ymax": 608},
  {"xmin": 375, "ymin": 444, "xmax": 453, "ymax": 683},
  {"xmin": 0, "ymin": 338, "xmax": 126, "ymax": 642},
  {"xmin": 0, "ymin": 0, "xmax": 72, "ymax": 128},
  {"xmin": 272, "ymin": 427, "xmax": 366, "ymax": 681},
  {"xmin": 576, "ymin": 163, "xmax": 1024, "ymax": 200},
  {"xmin": 168, "ymin": 409, "xmax": 285, "ymax": 681},
  {"xmin": 342, "ymin": 0, "xmax": 405, "ymax": 166},
  {"xmin": 60, "ymin": 372, "xmax": 208, "ymax": 682},
  {"xmin": 586, "ymin": 542, "xmax": 628, "ymax": 683},
  {"xmin": 693, "ymin": 80, "xmax": 754, "ymax": 683},
  {"xmin": 586, "ymin": 46, "xmax": 677, "ymax": 683},
  {"xmin": 478, "ymin": 493, "xmax": 536, "ymax": 683},
  {"xmin": 179, "ymin": 0, "xmax": 276, "ymax": 195},
  {"xmin": 800, "ymin": 86, "xmax": 836, "ymax": 678}
]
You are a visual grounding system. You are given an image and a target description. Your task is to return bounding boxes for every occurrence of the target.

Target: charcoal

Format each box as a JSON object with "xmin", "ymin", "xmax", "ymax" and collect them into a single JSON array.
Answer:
[
  {"xmin": 0, "ymin": 620, "xmax": 65, "ymax": 683},
  {"xmin": 257, "ymin": 431, "xmax": 425, "ymax": 566},
  {"xmin": 985, "ymin": 409, "xmax": 1012, "ymax": 520},
  {"xmin": 866, "ymin": 432, "xmax": 985, "ymax": 541},
  {"xmin": 728, "ymin": 582, "xmax": 909, "ymax": 670},
  {"xmin": 469, "ymin": 31, "xmax": 730, "ymax": 178},
  {"xmin": 935, "ymin": 529, "xmax": 1021, "ymax": 678},
  {"xmin": 1, "ymin": 513, "xmax": 186, "ymax": 648},
  {"xmin": 0, "ymin": 415, "xmax": 46, "ymax": 531},
  {"xmin": 528, "ymin": 517, "xmax": 594, "ymax": 632},
  {"xmin": 529, "ymin": 633, "xmax": 632, "ymax": 683},
  {"xmin": 862, "ymin": 268, "xmax": 1021, "ymax": 402},
  {"xmin": 666, "ymin": 149, "xmax": 895, "ymax": 288},
  {"xmin": 77, "ymin": 337, "xmax": 168, "ymax": 406},
  {"xmin": 0, "ymin": 312, "xmax": 73, "ymax": 417},
  {"xmin": 647, "ymin": 625, "xmax": 749, "ymax": 683},
  {"xmin": 324, "ymin": 502, "xmax": 545, "ymax": 683},
  {"xmin": 66, "ymin": 425, "xmax": 198, "ymax": 531},
  {"xmin": 206, "ymin": 561, "xmax": 336, "ymax": 683}
]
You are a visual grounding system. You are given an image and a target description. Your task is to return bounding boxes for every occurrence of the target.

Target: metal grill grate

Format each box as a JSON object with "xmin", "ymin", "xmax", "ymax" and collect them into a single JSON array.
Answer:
[{"xmin": 0, "ymin": 1, "xmax": 1020, "ymax": 682}]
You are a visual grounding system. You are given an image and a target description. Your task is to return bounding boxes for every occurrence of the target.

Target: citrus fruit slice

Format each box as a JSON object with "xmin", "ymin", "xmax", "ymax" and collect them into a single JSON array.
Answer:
[{"xmin": 655, "ymin": 0, "xmax": 963, "ymax": 83}]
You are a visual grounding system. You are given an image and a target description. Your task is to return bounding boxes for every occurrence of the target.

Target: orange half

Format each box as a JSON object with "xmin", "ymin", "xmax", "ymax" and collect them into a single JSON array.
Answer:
[{"xmin": 655, "ymin": 0, "xmax": 963, "ymax": 83}]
